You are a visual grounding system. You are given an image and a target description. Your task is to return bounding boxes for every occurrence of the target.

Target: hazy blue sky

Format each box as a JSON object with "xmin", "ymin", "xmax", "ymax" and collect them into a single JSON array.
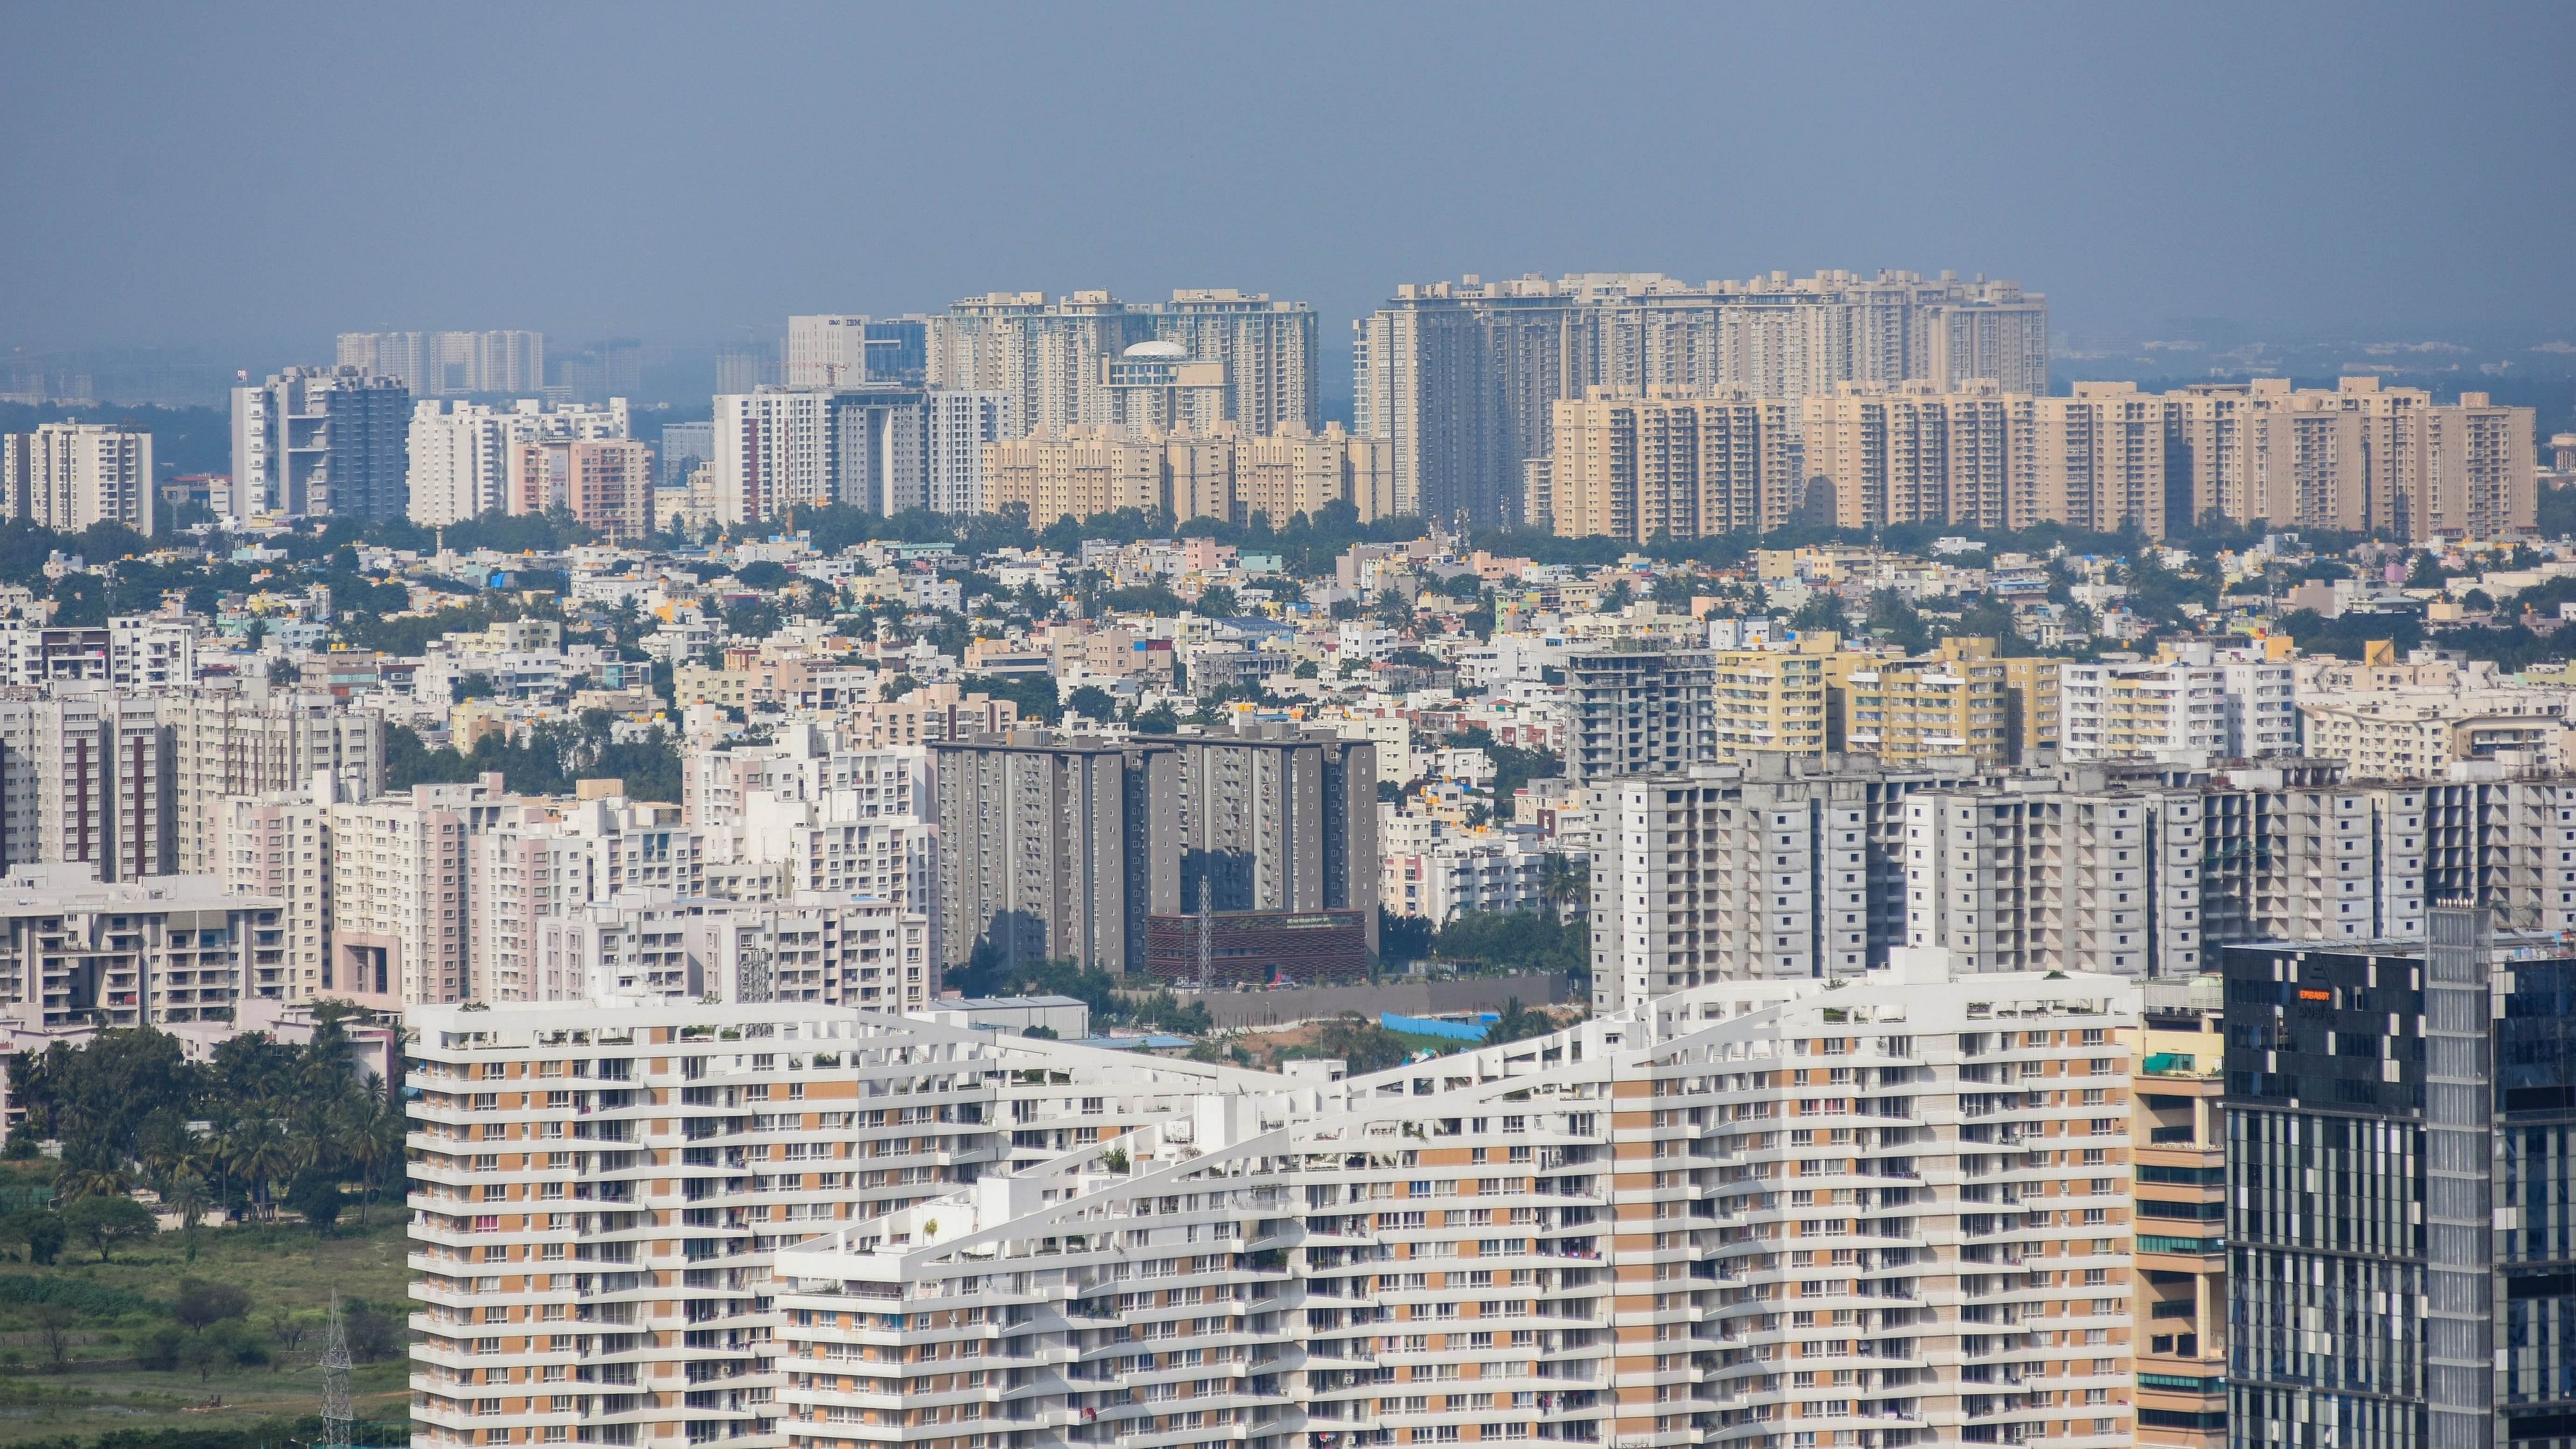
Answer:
[{"xmin": 4, "ymin": 1, "xmax": 2571, "ymax": 356}]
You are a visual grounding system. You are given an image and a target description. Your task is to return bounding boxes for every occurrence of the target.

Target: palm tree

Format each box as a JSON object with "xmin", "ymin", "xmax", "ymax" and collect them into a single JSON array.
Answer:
[
  {"xmin": 285, "ymin": 1104, "xmax": 338, "ymax": 1181},
  {"xmin": 55, "ymin": 1161, "xmax": 129, "ymax": 1204},
  {"xmin": 338, "ymin": 1094, "xmax": 405, "ymax": 1225},
  {"xmin": 166, "ymin": 1172, "xmax": 212, "ymax": 1231},
  {"xmin": 1540, "ymin": 856, "xmax": 1590, "ymax": 924},
  {"xmin": 226, "ymin": 1117, "xmax": 294, "ymax": 1217}
]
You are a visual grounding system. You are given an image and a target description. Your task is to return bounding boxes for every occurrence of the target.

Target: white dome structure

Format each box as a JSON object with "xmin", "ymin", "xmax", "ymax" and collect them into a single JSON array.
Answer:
[{"xmin": 1121, "ymin": 340, "xmax": 1189, "ymax": 360}]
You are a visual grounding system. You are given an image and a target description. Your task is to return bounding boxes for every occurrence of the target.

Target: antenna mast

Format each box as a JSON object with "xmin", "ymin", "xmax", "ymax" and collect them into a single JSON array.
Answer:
[{"xmin": 322, "ymin": 1291, "xmax": 354, "ymax": 1449}]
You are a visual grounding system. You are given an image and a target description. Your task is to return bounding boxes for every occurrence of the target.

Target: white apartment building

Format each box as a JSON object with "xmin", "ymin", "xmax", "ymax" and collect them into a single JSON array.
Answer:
[
  {"xmin": 785, "ymin": 316, "xmax": 928, "ymax": 389},
  {"xmin": 162, "ymin": 686, "xmax": 384, "ymax": 876},
  {"xmin": 924, "ymin": 389, "xmax": 1015, "ymax": 515},
  {"xmin": 1381, "ymin": 833, "xmax": 1552, "ymax": 922},
  {"xmin": 1587, "ymin": 757, "xmax": 1994, "ymax": 1014},
  {"xmin": 0, "ymin": 615, "xmax": 203, "ymax": 691},
  {"xmin": 684, "ymin": 726, "xmax": 928, "ymax": 831},
  {"xmin": 2297, "ymin": 689, "xmax": 2568, "ymax": 779},
  {"xmin": 710, "ymin": 389, "xmax": 930, "ymax": 525},
  {"xmin": 222, "ymin": 773, "xmax": 505, "ymax": 1009},
  {"xmin": 0, "ymin": 863, "xmax": 283, "ymax": 1027},
  {"xmin": 409, "ymin": 398, "xmax": 632, "ymax": 527},
  {"xmin": 472, "ymin": 797, "xmax": 703, "ymax": 1005},
  {"xmin": 531, "ymin": 891, "xmax": 930, "ymax": 1010},
  {"xmin": 109, "ymin": 615, "xmax": 199, "ymax": 689},
  {"xmin": 2, "ymin": 422, "xmax": 154, "ymax": 534},
  {"xmin": 0, "ymin": 688, "xmax": 172, "ymax": 883},
  {"xmin": 706, "ymin": 794, "xmax": 933, "ymax": 919},
  {"xmin": 2056, "ymin": 662, "xmax": 2230, "ymax": 764},
  {"xmin": 759, "ymin": 955, "xmax": 2140, "ymax": 1449},
  {"xmin": 2214, "ymin": 660, "xmax": 2299, "ymax": 758},
  {"xmin": 404, "ymin": 1003, "xmax": 1284, "ymax": 1449},
  {"xmin": 230, "ymin": 364, "xmax": 411, "ymax": 520},
  {"xmin": 340, "ymin": 330, "xmax": 544, "ymax": 397},
  {"xmin": 786, "ymin": 316, "xmax": 872, "ymax": 388}
]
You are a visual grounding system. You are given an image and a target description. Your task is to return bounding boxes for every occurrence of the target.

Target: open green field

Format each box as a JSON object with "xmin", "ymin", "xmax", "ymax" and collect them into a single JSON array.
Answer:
[{"xmin": 0, "ymin": 1213, "xmax": 413, "ymax": 1445}]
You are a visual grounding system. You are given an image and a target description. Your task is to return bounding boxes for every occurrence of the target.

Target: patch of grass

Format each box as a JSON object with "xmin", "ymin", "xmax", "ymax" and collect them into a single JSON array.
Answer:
[{"xmin": 0, "ymin": 1216, "xmax": 413, "ymax": 1445}]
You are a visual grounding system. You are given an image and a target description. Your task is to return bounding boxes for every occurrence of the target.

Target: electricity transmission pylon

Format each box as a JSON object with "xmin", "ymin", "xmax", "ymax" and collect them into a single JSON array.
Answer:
[{"xmin": 322, "ymin": 1291, "xmax": 354, "ymax": 1449}]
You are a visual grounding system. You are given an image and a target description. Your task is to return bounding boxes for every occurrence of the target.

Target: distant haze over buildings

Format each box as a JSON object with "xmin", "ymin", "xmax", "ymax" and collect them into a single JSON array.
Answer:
[{"xmin": 0, "ymin": 3, "xmax": 2566, "ymax": 398}]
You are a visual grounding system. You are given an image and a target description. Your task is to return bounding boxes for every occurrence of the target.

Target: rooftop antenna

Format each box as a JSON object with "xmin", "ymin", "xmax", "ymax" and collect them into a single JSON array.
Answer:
[{"xmin": 320, "ymin": 1291, "xmax": 354, "ymax": 1449}]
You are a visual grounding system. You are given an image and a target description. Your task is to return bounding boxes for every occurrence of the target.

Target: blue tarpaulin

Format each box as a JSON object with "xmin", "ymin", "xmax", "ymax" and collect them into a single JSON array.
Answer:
[{"xmin": 1381, "ymin": 1011, "xmax": 1497, "ymax": 1042}]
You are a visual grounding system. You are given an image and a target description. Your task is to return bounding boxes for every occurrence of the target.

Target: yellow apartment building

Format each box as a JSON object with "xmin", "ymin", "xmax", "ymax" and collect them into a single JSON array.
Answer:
[
  {"xmin": 1711, "ymin": 635, "xmax": 1831, "ymax": 759},
  {"xmin": 2128, "ymin": 979, "xmax": 2228, "ymax": 1449}
]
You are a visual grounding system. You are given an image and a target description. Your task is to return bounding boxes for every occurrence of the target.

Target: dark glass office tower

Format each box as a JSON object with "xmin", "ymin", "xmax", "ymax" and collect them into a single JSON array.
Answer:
[{"xmin": 2222, "ymin": 905, "xmax": 2576, "ymax": 1449}]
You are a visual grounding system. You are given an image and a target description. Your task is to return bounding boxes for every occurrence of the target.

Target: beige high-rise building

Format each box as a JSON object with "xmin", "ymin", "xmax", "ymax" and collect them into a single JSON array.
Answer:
[
  {"xmin": 2163, "ymin": 377, "xmax": 2533, "ymax": 539},
  {"xmin": 1828, "ymin": 641, "xmax": 2011, "ymax": 764},
  {"xmin": 1547, "ymin": 376, "xmax": 2533, "ymax": 544},
  {"xmin": 2, "ymin": 422, "xmax": 154, "ymax": 534},
  {"xmin": 927, "ymin": 289, "xmax": 1319, "ymax": 439},
  {"xmin": 1546, "ymin": 388, "xmax": 1795, "ymax": 541},
  {"xmin": 402, "ymin": 1003, "xmax": 1271, "ymax": 1449},
  {"xmin": 2011, "ymin": 383, "xmax": 2172, "ymax": 539},
  {"xmin": 980, "ymin": 425, "xmax": 1167, "ymax": 526},
  {"xmin": 1235, "ymin": 422, "xmax": 1395, "ymax": 524},
  {"xmin": 1801, "ymin": 381, "xmax": 2014, "ymax": 531},
  {"xmin": 222, "ymin": 773, "xmax": 503, "ymax": 1010},
  {"xmin": 1357, "ymin": 269, "xmax": 2046, "ymax": 525},
  {"xmin": 1543, "ymin": 380, "xmax": 2174, "ymax": 542},
  {"xmin": 983, "ymin": 423, "xmax": 1395, "ymax": 529}
]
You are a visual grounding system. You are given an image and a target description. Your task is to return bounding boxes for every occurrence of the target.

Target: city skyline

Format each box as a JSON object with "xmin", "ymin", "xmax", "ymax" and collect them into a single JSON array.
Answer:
[{"xmin": 2, "ymin": 3, "xmax": 2571, "ymax": 363}]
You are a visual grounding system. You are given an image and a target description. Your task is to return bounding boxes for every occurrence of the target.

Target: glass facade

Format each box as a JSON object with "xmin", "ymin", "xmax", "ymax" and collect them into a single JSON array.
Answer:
[{"xmin": 2222, "ymin": 916, "xmax": 2576, "ymax": 1449}]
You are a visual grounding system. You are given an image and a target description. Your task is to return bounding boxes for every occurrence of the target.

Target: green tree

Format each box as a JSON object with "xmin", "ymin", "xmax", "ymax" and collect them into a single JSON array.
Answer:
[
  {"xmin": 1303, "ymin": 1020, "xmax": 1421, "ymax": 1074},
  {"xmin": 339, "ymin": 1093, "xmax": 404, "ymax": 1224},
  {"xmin": 1484, "ymin": 998, "xmax": 1557, "ymax": 1046},
  {"xmin": 285, "ymin": 1170, "xmax": 343, "ymax": 1234},
  {"xmin": 1864, "ymin": 587, "xmax": 1931, "ymax": 651},
  {"xmin": 174, "ymin": 1278, "xmax": 252, "ymax": 1333},
  {"xmin": 1539, "ymin": 856, "xmax": 1590, "ymax": 923},
  {"xmin": 0, "ymin": 1209, "xmax": 67, "ymax": 1265},
  {"xmin": 62, "ymin": 1193, "xmax": 156, "ymax": 1261},
  {"xmin": 1194, "ymin": 584, "xmax": 1239, "ymax": 618},
  {"xmin": 1790, "ymin": 592, "xmax": 1850, "ymax": 635}
]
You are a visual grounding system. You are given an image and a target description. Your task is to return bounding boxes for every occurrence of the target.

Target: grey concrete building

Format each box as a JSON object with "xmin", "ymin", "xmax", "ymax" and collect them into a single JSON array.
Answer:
[
  {"xmin": 1136, "ymin": 723, "xmax": 1378, "ymax": 954},
  {"xmin": 929, "ymin": 730, "xmax": 1179, "ymax": 976},
  {"xmin": 1563, "ymin": 644, "xmax": 1718, "ymax": 785},
  {"xmin": 229, "ymin": 364, "xmax": 411, "ymax": 520},
  {"xmin": 1589, "ymin": 751, "xmax": 1988, "ymax": 1013}
]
